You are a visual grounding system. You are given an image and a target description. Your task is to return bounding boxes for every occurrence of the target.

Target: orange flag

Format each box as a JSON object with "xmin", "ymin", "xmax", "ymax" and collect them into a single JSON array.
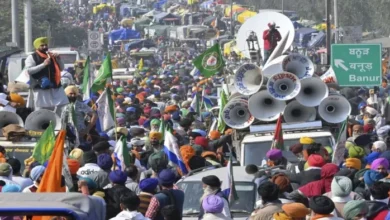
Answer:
[{"xmin": 37, "ymin": 130, "xmax": 66, "ymax": 193}]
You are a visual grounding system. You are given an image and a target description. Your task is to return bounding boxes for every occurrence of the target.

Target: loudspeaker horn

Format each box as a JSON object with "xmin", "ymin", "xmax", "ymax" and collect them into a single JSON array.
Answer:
[
  {"xmin": 248, "ymin": 90, "xmax": 286, "ymax": 122},
  {"xmin": 229, "ymin": 92, "xmax": 248, "ymax": 102},
  {"xmin": 234, "ymin": 63, "xmax": 263, "ymax": 95},
  {"xmin": 25, "ymin": 109, "xmax": 61, "ymax": 131},
  {"xmin": 0, "ymin": 111, "xmax": 24, "ymax": 137},
  {"xmin": 318, "ymin": 95, "xmax": 351, "ymax": 124},
  {"xmin": 282, "ymin": 53, "xmax": 315, "ymax": 79},
  {"xmin": 283, "ymin": 100, "xmax": 316, "ymax": 123},
  {"xmin": 295, "ymin": 77, "xmax": 329, "ymax": 107},
  {"xmin": 236, "ymin": 11, "xmax": 295, "ymax": 59},
  {"xmin": 262, "ymin": 55, "xmax": 287, "ymax": 78},
  {"xmin": 222, "ymin": 100, "xmax": 254, "ymax": 129},
  {"xmin": 267, "ymin": 72, "xmax": 301, "ymax": 101}
]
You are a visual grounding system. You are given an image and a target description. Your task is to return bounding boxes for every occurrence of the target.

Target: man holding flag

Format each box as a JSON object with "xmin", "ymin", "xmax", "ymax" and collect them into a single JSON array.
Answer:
[{"xmin": 62, "ymin": 85, "xmax": 97, "ymax": 144}]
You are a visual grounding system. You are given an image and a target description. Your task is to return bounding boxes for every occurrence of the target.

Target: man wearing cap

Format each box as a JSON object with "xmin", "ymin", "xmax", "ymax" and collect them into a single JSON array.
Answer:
[
  {"xmin": 25, "ymin": 37, "xmax": 69, "ymax": 114},
  {"xmin": 262, "ymin": 22, "xmax": 281, "ymax": 65},
  {"xmin": 145, "ymin": 169, "xmax": 184, "ymax": 220},
  {"xmin": 199, "ymin": 175, "xmax": 230, "ymax": 219}
]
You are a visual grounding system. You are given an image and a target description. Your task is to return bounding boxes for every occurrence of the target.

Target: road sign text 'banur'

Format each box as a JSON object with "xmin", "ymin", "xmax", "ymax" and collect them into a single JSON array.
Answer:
[{"xmin": 331, "ymin": 44, "xmax": 382, "ymax": 87}]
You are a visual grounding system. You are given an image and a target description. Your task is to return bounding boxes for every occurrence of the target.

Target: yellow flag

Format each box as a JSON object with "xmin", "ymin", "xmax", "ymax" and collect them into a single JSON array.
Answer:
[{"xmin": 138, "ymin": 58, "xmax": 143, "ymax": 70}]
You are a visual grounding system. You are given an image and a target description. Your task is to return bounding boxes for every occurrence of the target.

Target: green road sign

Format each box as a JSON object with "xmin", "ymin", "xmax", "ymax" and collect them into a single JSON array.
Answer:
[{"xmin": 331, "ymin": 44, "xmax": 382, "ymax": 87}]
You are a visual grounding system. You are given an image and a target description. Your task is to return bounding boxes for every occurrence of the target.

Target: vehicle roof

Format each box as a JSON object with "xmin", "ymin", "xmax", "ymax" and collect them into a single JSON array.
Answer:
[
  {"xmin": 178, "ymin": 166, "xmax": 255, "ymax": 189},
  {"xmin": 0, "ymin": 193, "xmax": 105, "ymax": 220},
  {"xmin": 242, "ymin": 129, "xmax": 333, "ymax": 143},
  {"xmin": 113, "ymin": 68, "xmax": 136, "ymax": 73}
]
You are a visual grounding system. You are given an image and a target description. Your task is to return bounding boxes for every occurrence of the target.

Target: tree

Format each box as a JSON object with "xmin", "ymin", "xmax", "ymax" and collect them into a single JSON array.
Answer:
[{"xmin": 0, "ymin": 0, "xmax": 87, "ymax": 49}]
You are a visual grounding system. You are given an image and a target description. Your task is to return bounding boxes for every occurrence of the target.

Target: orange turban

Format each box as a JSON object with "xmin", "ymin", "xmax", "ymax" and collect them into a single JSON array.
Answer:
[
  {"xmin": 180, "ymin": 145, "xmax": 195, "ymax": 170},
  {"xmin": 345, "ymin": 158, "xmax": 362, "ymax": 170},
  {"xmin": 165, "ymin": 105, "xmax": 177, "ymax": 113},
  {"xmin": 9, "ymin": 93, "xmax": 25, "ymax": 107},
  {"xmin": 67, "ymin": 159, "xmax": 80, "ymax": 175},
  {"xmin": 282, "ymin": 203, "xmax": 310, "ymax": 218},
  {"xmin": 149, "ymin": 132, "xmax": 162, "ymax": 140},
  {"xmin": 273, "ymin": 212, "xmax": 292, "ymax": 220},
  {"xmin": 209, "ymin": 130, "xmax": 221, "ymax": 140}
]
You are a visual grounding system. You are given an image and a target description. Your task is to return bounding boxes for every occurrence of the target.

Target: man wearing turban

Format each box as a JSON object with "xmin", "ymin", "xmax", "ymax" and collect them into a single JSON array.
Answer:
[
  {"xmin": 25, "ymin": 37, "xmax": 68, "ymax": 115},
  {"xmin": 61, "ymin": 85, "xmax": 97, "ymax": 144}
]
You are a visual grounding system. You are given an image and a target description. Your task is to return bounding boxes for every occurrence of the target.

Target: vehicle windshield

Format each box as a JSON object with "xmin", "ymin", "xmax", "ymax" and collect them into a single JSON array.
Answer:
[
  {"xmin": 58, "ymin": 54, "xmax": 77, "ymax": 64},
  {"xmin": 243, "ymin": 136, "xmax": 333, "ymax": 166},
  {"xmin": 177, "ymin": 181, "xmax": 256, "ymax": 216}
]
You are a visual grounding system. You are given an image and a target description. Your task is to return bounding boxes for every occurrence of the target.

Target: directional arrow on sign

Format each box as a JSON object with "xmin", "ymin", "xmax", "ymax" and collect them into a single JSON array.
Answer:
[{"xmin": 334, "ymin": 59, "xmax": 349, "ymax": 71}]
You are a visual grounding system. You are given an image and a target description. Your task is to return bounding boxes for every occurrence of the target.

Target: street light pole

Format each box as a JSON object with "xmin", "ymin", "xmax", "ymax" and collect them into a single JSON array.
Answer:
[
  {"xmin": 282, "ymin": 0, "xmax": 284, "ymax": 14},
  {"xmin": 230, "ymin": 0, "xmax": 234, "ymax": 37},
  {"xmin": 334, "ymin": 0, "xmax": 339, "ymax": 43},
  {"xmin": 326, "ymin": 0, "xmax": 331, "ymax": 65},
  {"xmin": 24, "ymin": 0, "xmax": 33, "ymax": 53},
  {"xmin": 12, "ymin": 0, "xmax": 20, "ymax": 47}
]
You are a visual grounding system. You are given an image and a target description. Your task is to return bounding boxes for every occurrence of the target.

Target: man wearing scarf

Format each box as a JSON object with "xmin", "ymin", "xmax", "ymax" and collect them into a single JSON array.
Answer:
[
  {"xmin": 62, "ymin": 85, "xmax": 97, "ymax": 144},
  {"xmin": 25, "ymin": 37, "xmax": 69, "ymax": 115}
]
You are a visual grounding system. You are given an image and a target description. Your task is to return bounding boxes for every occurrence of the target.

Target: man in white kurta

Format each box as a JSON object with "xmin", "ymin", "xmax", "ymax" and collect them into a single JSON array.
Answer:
[{"xmin": 25, "ymin": 37, "xmax": 69, "ymax": 116}]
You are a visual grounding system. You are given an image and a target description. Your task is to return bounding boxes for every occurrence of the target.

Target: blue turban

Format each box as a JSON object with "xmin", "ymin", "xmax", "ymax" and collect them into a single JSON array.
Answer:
[
  {"xmin": 363, "ymin": 170, "xmax": 383, "ymax": 187},
  {"xmin": 30, "ymin": 165, "xmax": 46, "ymax": 182},
  {"xmin": 139, "ymin": 178, "xmax": 159, "ymax": 193},
  {"xmin": 109, "ymin": 170, "xmax": 127, "ymax": 185},
  {"xmin": 2, "ymin": 184, "xmax": 21, "ymax": 192},
  {"xmin": 97, "ymin": 153, "xmax": 113, "ymax": 170},
  {"xmin": 364, "ymin": 152, "xmax": 381, "ymax": 165}
]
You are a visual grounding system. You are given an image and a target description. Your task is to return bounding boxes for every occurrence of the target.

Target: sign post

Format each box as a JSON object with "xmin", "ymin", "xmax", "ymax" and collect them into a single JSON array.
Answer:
[{"xmin": 331, "ymin": 44, "xmax": 382, "ymax": 87}]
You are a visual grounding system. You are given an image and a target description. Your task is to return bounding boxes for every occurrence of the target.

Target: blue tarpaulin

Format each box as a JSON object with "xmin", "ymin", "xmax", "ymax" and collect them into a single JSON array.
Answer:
[{"xmin": 109, "ymin": 28, "xmax": 141, "ymax": 44}]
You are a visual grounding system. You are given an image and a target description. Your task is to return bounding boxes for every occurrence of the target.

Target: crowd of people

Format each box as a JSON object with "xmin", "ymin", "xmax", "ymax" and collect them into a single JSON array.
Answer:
[{"xmin": 2, "ymin": 0, "xmax": 390, "ymax": 220}]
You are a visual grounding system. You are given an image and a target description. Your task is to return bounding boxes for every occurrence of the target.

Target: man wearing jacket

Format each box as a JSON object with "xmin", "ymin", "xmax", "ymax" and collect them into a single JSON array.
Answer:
[{"xmin": 262, "ymin": 22, "xmax": 281, "ymax": 65}]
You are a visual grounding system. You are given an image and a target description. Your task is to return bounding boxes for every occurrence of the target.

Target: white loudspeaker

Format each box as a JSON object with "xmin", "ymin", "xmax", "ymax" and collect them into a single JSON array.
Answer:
[
  {"xmin": 248, "ymin": 90, "xmax": 286, "ymax": 121},
  {"xmin": 234, "ymin": 63, "xmax": 263, "ymax": 95},
  {"xmin": 267, "ymin": 72, "xmax": 301, "ymax": 101},
  {"xmin": 222, "ymin": 100, "xmax": 254, "ymax": 129},
  {"xmin": 262, "ymin": 55, "xmax": 286, "ymax": 77},
  {"xmin": 229, "ymin": 92, "xmax": 248, "ymax": 102},
  {"xmin": 295, "ymin": 77, "xmax": 329, "ymax": 107},
  {"xmin": 282, "ymin": 53, "xmax": 314, "ymax": 79},
  {"xmin": 0, "ymin": 111, "xmax": 24, "ymax": 137},
  {"xmin": 25, "ymin": 109, "xmax": 61, "ymax": 131},
  {"xmin": 283, "ymin": 100, "xmax": 316, "ymax": 123},
  {"xmin": 318, "ymin": 95, "xmax": 351, "ymax": 124}
]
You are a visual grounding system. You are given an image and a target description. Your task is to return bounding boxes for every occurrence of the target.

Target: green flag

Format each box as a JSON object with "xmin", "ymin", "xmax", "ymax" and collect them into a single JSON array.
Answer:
[
  {"xmin": 193, "ymin": 44, "xmax": 225, "ymax": 78},
  {"xmin": 32, "ymin": 122, "xmax": 55, "ymax": 164},
  {"xmin": 82, "ymin": 56, "xmax": 91, "ymax": 100},
  {"xmin": 218, "ymin": 89, "xmax": 227, "ymax": 133},
  {"xmin": 91, "ymin": 53, "xmax": 112, "ymax": 92}
]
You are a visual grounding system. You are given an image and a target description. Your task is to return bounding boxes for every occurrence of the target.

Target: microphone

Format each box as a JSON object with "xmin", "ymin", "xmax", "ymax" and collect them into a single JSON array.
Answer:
[{"xmin": 46, "ymin": 51, "xmax": 51, "ymax": 59}]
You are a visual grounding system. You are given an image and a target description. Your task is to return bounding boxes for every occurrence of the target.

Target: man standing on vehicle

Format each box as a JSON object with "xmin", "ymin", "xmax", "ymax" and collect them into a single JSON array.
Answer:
[
  {"xmin": 262, "ymin": 22, "xmax": 281, "ymax": 65},
  {"xmin": 199, "ymin": 175, "xmax": 231, "ymax": 219},
  {"xmin": 25, "ymin": 37, "xmax": 69, "ymax": 115}
]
